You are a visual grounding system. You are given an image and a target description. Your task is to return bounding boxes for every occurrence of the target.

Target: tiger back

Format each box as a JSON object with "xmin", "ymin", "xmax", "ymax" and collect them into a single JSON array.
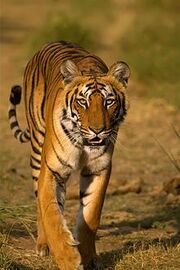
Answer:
[{"xmin": 8, "ymin": 41, "xmax": 130, "ymax": 270}]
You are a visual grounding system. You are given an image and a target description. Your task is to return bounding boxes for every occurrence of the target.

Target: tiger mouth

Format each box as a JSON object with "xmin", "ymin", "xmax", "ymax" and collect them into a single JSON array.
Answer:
[{"xmin": 83, "ymin": 137, "xmax": 106, "ymax": 146}]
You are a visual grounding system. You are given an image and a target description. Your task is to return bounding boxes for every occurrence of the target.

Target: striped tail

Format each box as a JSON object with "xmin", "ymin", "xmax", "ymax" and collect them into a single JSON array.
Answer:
[{"xmin": 8, "ymin": 85, "xmax": 30, "ymax": 143}]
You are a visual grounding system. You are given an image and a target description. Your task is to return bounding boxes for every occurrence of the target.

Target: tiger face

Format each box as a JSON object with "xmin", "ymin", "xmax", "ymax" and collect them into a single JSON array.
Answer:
[{"xmin": 60, "ymin": 60, "xmax": 130, "ymax": 148}]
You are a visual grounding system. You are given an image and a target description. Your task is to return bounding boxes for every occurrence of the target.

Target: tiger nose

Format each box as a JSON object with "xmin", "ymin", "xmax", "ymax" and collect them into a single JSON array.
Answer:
[{"xmin": 89, "ymin": 126, "xmax": 105, "ymax": 135}]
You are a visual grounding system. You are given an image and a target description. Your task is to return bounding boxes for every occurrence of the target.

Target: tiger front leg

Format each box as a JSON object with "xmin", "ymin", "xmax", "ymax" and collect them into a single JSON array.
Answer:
[
  {"xmin": 37, "ymin": 157, "xmax": 81, "ymax": 270},
  {"xmin": 75, "ymin": 165, "xmax": 111, "ymax": 269}
]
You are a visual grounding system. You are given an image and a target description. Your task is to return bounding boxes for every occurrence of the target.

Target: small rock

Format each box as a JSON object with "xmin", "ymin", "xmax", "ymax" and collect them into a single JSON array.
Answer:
[{"xmin": 163, "ymin": 176, "xmax": 180, "ymax": 195}]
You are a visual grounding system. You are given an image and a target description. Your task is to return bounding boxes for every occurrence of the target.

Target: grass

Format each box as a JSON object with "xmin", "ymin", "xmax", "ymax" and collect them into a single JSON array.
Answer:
[
  {"xmin": 0, "ymin": 205, "xmax": 57, "ymax": 270},
  {"xmin": 0, "ymin": 194, "xmax": 180, "ymax": 269},
  {"xmin": 116, "ymin": 242, "xmax": 180, "ymax": 270},
  {"xmin": 99, "ymin": 242, "xmax": 180, "ymax": 270},
  {"xmin": 99, "ymin": 192, "xmax": 180, "ymax": 269},
  {"xmin": 119, "ymin": 0, "xmax": 180, "ymax": 108}
]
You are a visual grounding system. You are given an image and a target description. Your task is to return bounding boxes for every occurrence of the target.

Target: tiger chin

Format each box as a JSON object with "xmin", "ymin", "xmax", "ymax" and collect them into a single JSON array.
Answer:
[{"xmin": 8, "ymin": 41, "xmax": 130, "ymax": 270}]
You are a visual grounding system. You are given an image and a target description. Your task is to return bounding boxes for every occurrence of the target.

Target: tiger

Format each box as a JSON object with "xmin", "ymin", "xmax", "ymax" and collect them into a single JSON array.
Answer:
[{"xmin": 8, "ymin": 40, "xmax": 130, "ymax": 270}]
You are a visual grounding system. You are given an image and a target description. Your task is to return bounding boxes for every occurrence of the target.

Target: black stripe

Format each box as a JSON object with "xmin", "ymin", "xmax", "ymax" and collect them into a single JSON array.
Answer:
[
  {"xmin": 19, "ymin": 134, "xmax": 26, "ymax": 142},
  {"xmin": 61, "ymin": 123, "xmax": 71, "ymax": 139},
  {"xmin": 35, "ymin": 190, "xmax": 38, "ymax": 197},
  {"xmin": 42, "ymin": 57, "xmax": 49, "ymax": 77},
  {"xmin": 97, "ymin": 82, "xmax": 106, "ymax": 88},
  {"xmin": 41, "ymin": 95, "xmax": 45, "ymax": 121},
  {"xmin": 81, "ymin": 172, "xmax": 94, "ymax": 177},
  {"xmin": 41, "ymin": 82, "xmax": 46, "ymax": 120},
  {"xmin": 85, "ymin": 82, "xmax": 94, "ymax": 88},
  {"xmin": 65, "ymin": 90, "xmax": 71, "ymax": 107},
  {"xmin": 51, "ymin": 90, "xmax": 64, "ymax": 150},
  {"xmin": 37, "ymin": 110, "xmax": 45, "ymax": 133},
  {"xmin": 84, "ymin": 86, "xmax": 95, "ymax": 95},
  {"xmin": 19, "ymin": 132, "xmax": 29, "ymax": 142},
  {"xmin": 56, "ymin": 196, "xmax": 64, "ymax": 210},
  {"xmin": 45, "ymin": 157, "xmax": 62, "ymax": 180},
  {"xmin": 31, "ymin": 142, "xmax": 41, "ymax": 155},
  {"xmin": 14, "ymin": 129, "xmax": 21, "ymax": 138},
  {"xmin": 62, "ymin": 108, "xmax": 67, "ymax": 119},
  {"xmin": 31, "ymin": 69, "xmax": 36, "ymax": 92},
  {"xmin": 57, "ymin": 201, "xmax": 63, "ymax": 209},
  {"xmin": 29, "ymin": 66, "xmax": 45, "ymax": 134},
  {"xmin": 61, "ymin": 54, "xmax": 85, "ymax": 62},
  {"xmin": 61, "ymin": 123, "xmax": 81, "ymax": 149},
  {"xmin": 112, "ymin": 87, "xmax": 117, "ymax": 96},
  {"xmin": 32, "ymin": 176, "xmax": 38, "ymax": 181},
  {"xmin": 51, "ymin": 142, "xmax": 73, "ymax": 169},
  {"xmin": 32, "ymin": 130, "xmax": 43, "ymax": 147},
  {"xmin": 36, "ymin": 65, "xmax": 40, "ymax": 86},
  {"xmin": 80, "ymin": 191, "xmax": 91, "ymax": 200},
  {"xmin": 80, "ymin": 55, "xmax": 108, "ymax": 73},
  {"xmin": 45, "ymin": 155, "xmax": 70, "ymax": 182},
  {"xmin": 30, "ymin": 160, "xmax": 40, "ymax": 170},
  {"xmin": 39, "ymin": 43, "xmax": 61, "ymax": 60},
  {"xmin": 24, "ymin": 131, "xmax": 30, "ymax": 140},
  {"xmin": 69, "ymin": 95, "xmax": 74, "ymax": 112},
  {"xmin": 8, "ymin": 109, "xmax": 16, "ymax": 118},
  {"xmin": 31, "ymin": 155, "xmax": 41, "ymax": 164},
  {"xmin": 38, "ymin": 128, "xmax": 45, "ymax": 137},
  {"xmin": 29, "ymin": 93, "xmax": 38, "ymax": 131},
  {"xmin": 79, "ymin": 191, "xmax": 92, "ymax": 207},
  {"xmin": 79, "ymin": 92, "xmax": 85, "ymax": 98},
  {"xmin": 48, "ymin": 46, "xmax": 63, "ymax": 59},
  {"xmin": 10, "ymin": 121, "xmax": 18, "ymax": 129}
]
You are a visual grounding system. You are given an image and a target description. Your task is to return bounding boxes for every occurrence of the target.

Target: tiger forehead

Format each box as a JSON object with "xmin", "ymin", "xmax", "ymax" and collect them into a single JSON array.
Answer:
[{"xmin": 78, "ymin": 80, "xmax": 113, "ymax": 98}]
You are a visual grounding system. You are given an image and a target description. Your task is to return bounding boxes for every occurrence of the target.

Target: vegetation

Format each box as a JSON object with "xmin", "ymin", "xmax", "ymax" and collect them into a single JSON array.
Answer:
[
  {"xmin": 30, "ymin": 0, "xmax": 180, "ymax": 107},
  {"xmin": 30, "ymin": 14, "xmax": 97, "ymax": 52},
  {"xmin": 119, "ymin": 0, "xmax": 180, "ymax": 108}
]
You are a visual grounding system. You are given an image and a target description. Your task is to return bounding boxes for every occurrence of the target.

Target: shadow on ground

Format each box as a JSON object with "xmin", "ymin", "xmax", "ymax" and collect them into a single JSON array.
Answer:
[
  {"xmin": 100, "ymin": 202, "xmax": 180, "ymax": 237},
  {"xmin": 100, "ymin": 232, "xmax": 180, "ymax": 269}
]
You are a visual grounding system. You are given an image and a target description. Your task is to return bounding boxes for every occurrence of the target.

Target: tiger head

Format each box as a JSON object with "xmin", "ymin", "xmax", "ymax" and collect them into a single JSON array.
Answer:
[{"xmin": 60, "ymin": 60, "xmax": 130, "ymax": 148}]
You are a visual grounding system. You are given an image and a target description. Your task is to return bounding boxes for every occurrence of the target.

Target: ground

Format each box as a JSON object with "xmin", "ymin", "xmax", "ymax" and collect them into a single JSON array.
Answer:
[{"xmin": 0, "ymin": 1, "xmax": 180, "ymax": 269}]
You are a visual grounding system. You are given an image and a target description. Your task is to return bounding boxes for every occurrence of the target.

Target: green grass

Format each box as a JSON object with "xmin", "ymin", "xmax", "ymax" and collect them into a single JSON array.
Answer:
[{"xmin": 119, "ymin": 0, "xmax": 180, "ymax": 108}]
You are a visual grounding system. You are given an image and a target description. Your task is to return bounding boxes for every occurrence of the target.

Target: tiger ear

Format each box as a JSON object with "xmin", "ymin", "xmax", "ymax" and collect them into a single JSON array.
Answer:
[
  {"xmin": 60, "ymin": 60, "xmax": 80, "ymax": 84},
  {"xmin": 108, "ymin": 61, "xmax": 130, "ymax": 86}
]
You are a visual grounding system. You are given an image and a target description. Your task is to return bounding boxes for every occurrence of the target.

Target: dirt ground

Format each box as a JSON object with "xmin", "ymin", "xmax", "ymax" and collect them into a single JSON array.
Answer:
[{"xmin": 0, "ymin": 1, "xmax": 180, "ymax": 269}]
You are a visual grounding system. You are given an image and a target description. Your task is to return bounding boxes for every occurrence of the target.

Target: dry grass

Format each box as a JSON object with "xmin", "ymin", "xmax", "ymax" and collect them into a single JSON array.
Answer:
[{"xmin": 116, "ymin": 242, "xmax": 180, "ymax": 270}]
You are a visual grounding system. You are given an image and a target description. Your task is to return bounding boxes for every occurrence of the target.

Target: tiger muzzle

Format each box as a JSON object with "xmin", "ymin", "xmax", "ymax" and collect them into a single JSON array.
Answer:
[{"xmin": 83, "ymin": 136, "xmax": 107, "ymax": 146}]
